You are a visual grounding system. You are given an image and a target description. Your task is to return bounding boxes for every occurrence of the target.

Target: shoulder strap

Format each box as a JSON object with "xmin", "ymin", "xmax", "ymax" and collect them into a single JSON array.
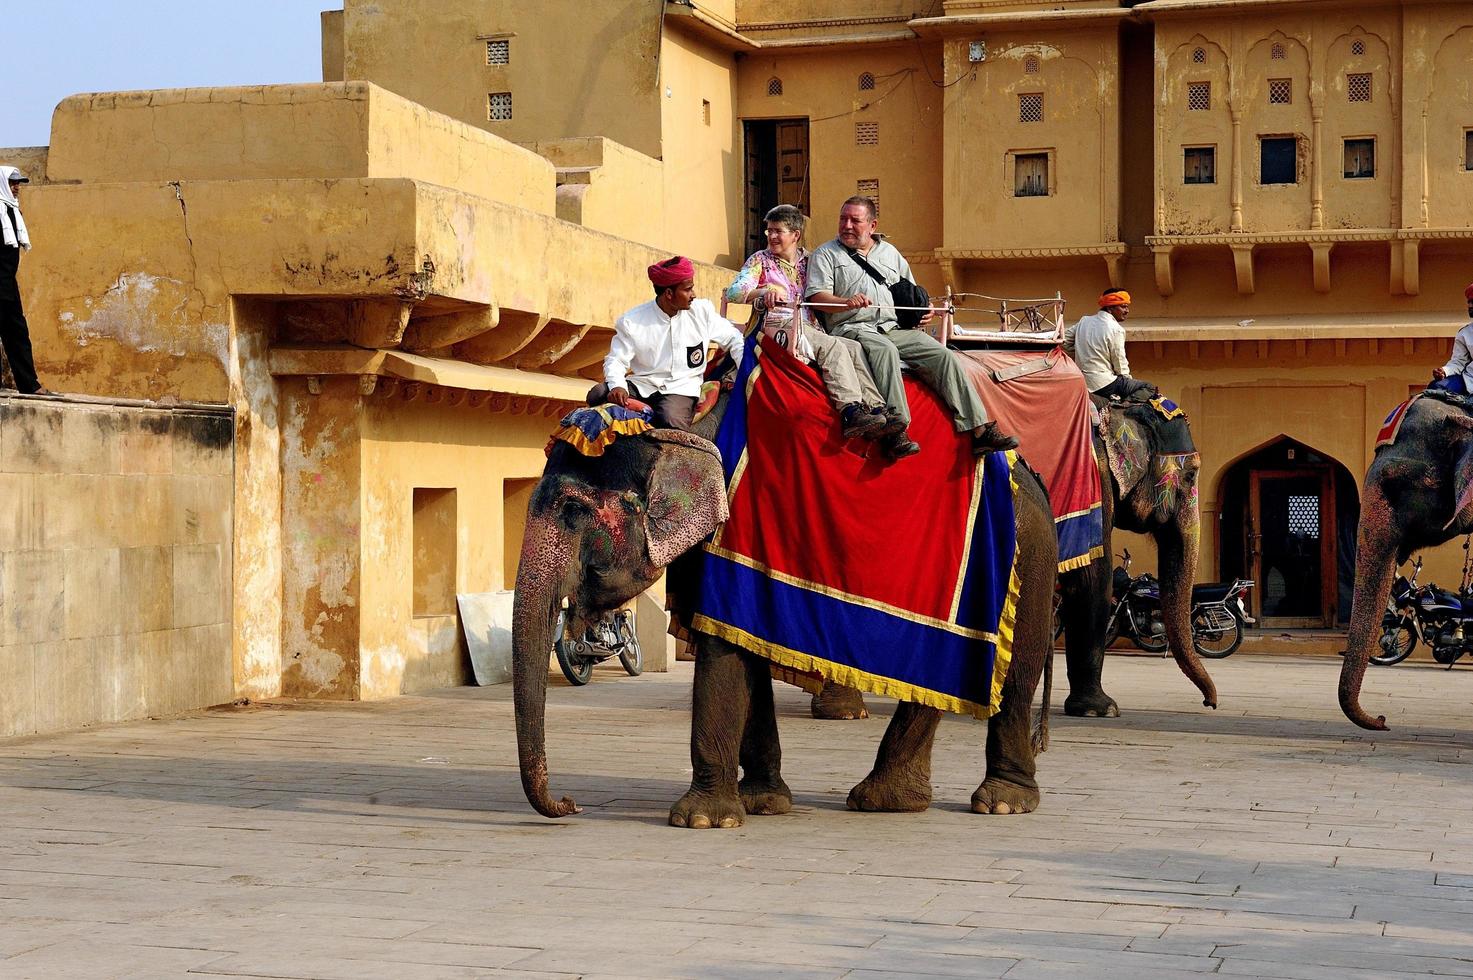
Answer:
[{"xmin": 843, "ymin": 246, "xmax": 892, "ymax": 288}]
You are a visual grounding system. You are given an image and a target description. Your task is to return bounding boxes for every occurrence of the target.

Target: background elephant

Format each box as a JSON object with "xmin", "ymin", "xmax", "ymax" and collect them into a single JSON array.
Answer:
[
  {"xmin": 1341, "ymin": 394, "xmax": 1473, "ymax": 730},
  {"xmin": 511, "ymin": 393, "xmax": 1061, "ymax": 823},
  {"xmin": 1055, "ymin": 402, "xmax": 1218, "ymax": 717}
]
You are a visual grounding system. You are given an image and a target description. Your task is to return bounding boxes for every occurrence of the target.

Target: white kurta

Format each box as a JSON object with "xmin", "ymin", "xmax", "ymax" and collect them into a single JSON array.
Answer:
[
  {"xmin": 1064, "ymin": 310, "xmax": 1130, "ymax": 393},
  {"xmin": 603, "ymin": 298, "xmax": 745, "ymax": 397},
  {"xmin": 1441, "ymin": 321, "xmax": 1473, "ymax": 393}
]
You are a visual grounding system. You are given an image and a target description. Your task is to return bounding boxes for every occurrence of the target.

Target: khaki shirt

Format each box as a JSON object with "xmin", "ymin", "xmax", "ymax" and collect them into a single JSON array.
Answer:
[{"xmin": 805, "ymin": 237, "xmax": 912, "ymax": 334}]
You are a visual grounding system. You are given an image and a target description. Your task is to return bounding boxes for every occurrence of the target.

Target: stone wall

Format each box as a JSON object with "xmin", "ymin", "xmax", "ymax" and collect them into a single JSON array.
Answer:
[{"xmin": 0, "ymin": 396, "xmax": 234, "ymax": 737}]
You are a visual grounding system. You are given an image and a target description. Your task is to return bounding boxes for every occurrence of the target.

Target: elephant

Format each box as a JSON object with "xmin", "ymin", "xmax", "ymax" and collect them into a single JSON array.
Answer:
[
  {"xmin": 808, "ymin": 398, "xmax": 1219, "ymax": 721},
  {"xmin": 511, "ymin": 390, "xmax": 1061, "ymax": 824},
  {"xmin": 1340, "ymin": 392, "xmax": 1473, "ymax": 730}
]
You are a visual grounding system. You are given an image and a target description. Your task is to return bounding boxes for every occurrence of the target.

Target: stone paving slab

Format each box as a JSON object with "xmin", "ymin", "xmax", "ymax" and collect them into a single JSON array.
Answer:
[{"xmin": 1, "ymin": 653, "xmax": 1472, "ymax": 979}]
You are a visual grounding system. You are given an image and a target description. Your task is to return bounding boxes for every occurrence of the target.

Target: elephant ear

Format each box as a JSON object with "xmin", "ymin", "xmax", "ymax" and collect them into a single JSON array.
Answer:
[
  {"xmin": 1101, "ymin": 408, "xmax": 1152, "ymax": 497},
  {"xmin": 1445, "ymin": 432, "xmax": 1473, "ymax": 531},
  {"xmin": 642, "ymin": 432, "xmax": 730, "ymax": 567}
]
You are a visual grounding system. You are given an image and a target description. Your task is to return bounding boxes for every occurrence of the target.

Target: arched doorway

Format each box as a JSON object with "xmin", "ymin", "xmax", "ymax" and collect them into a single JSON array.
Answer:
[{"xmin": 1216, "ymin": 437, "xmax": 1360, "ymax": 629}]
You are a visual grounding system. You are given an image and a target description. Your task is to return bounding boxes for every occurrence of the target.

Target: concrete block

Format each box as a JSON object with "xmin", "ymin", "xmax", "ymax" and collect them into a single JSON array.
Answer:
[
  {"xmin": 0, "ymin": 642, "xmax": 37, "ymax": 737},
  {"xmin": 64, "ymin": 547, "xmax": 123, "ymax": 639},
  {"xmin": 0, "ymin": 549, "xmax": 66, "ymax": 646},
  {"xmin": 170, "ymin": 413, "xmax": 234, "ymax": 477},
  {"xmin": 59, "ymin": 407, "xmax": 123, "ymax": 474},
  {"xmin": 173, "ymin": 622, "xmax": 233, "ymax": 709},
  {"xmin": 120, "ymin": 546, "xmax": 174, "ymax": 634},
  {"xmin": 113, "ymin": 474, "xmax": 176, "ymax": 549},
  {"xmin": 0, "ymin": 401, "xmax": 64, "ymax": 473},
  {"xmin": 33, "ymin": 638, "xmax": 98, "ymax": 733},
  {"xmin": 0, "ymin": 472, "xmax": 41, "ymax": 551},
  {"xmin": 118, "ymin": 413, "xmax": 176, "ymax": 474},
  {"xmin": 105, "ymin": 631, "xmax": 148, "ymax": 723},
  {"xmin": 137, "ymin": 629, "xmax": 174, "ymax": 715},
  {"xmin": 172, "ymin": 475, "xmax": 232, "ymax": 545},
  {"xmin": 173, "ymin": 544, "xmax": 226, "ymax": 629}
]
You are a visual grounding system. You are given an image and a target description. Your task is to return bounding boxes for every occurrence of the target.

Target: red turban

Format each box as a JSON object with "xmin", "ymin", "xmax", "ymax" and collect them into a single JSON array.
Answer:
[
  {"xmin": 1464, "ymin": 282, "xmax": 1473, "ymax": 301},
  {"xmin": 1099, "ymin": 289, "xmax": 1131, "ymax": 308},
  {"xmin": 648, "ymin": 256, "xmax": 695, "ymax": 288}
]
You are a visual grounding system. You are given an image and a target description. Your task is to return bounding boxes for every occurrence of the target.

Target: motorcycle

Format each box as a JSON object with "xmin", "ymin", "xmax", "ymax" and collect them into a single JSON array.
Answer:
[
  {"xmin": 1373, "ymin": 543, "xmax": 1473, "ymax": 668},
  {"xmin": 553, "ymin": 605, "xmax": 643, "ymax": 686},
  {"xmin": 1105, "ymin": 549, "xmax": 1167, "ymax": 652},
  {"xmin": 1188, "ymin": 577, "xmax": 1256, "ymax": 659}
]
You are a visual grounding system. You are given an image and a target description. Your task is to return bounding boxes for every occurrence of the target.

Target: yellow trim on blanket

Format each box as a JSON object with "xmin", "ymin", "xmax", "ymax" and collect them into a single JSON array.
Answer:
[
  {"xmin": 705, "ymin": 543, "xmax": 999, "ymax": 643},
  {"xmin": 692, "ymin": 614, "xmax": 998, "ymax": 720},
  {"xmin": 554, "ymin": 414, "xmax": 654, "ymax": 457},
  {"xmin": 990, "ymin": 450, "xmax": 1023, "ymax": 710},
  {"xmin": 1053, "ymin": 502, "xmax": 1103, "ymax": 523},
  {"xmin": 1057, "ymin": 545, "xmax": 1105, "ymax": 574},
  {"xmin": 948, "ymin": 457, "xmax": 988, "ymax": 622}
]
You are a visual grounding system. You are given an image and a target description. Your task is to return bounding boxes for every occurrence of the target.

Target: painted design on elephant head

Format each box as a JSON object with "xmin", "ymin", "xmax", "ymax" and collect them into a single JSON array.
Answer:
[{"xmin": 1153, "ymin": 452, "xmax": 1200, "ymax": 525}]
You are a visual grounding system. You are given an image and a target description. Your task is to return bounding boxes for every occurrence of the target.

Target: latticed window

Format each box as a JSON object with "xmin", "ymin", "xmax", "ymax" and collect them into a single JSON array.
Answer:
[
  {"xmin": 1014, "ymin": 153, "xmax": 1049, "ymax": 197},
  {"xmin": 487, "ymin": 92, "xmax": 512, "ymax": 121},
  {"xmin": 1287, "ymin": 496, "xmax": 1319, "ymax": 537},
  {"xmin": 767, "ymin": 77, "xmax": 783, "ymax": 96},
  {"xmin": 1351, "ymin": 40, "xmax": 1365, "ymax": 56},
  {"xmin": 1344, "ymin": 138, "xmax": 1375, "ymax": 178},
  {"xmin": 485, "ymin": 39, "xmax": 509, "ymax": 65},
  {"xmin": 1019, "ymin": 92, "xmax": 1044, "ymax": 123},
  {"xmin": 1192, "ymin": 47, "xmax": 1206, "ymax": 64},
  {"xmin": 1347, "ymin": 73, "xmax": 1372, "ymax": 103},
  {"xmin": 858, "ymin": 72, "xmax": 875, "ymax": 91},
  {"xmin": 1271, "ymin": 42, "xmax": 1286, "ymax": 60},
  {"xmin": 855, "ymin": 121, "xmax": 879, "ymax": 146},
  {"xmin": 1268, "ymin": 78, "xmax": 1292, "ymax": 105},
  {"xmin": 1023, "ymin": 56, "xmax": 1040, "ymax": 74},
  {"xmin": 856, "ymin": 178, "xmax": 879, "ymax": 208},
  {"xmin": 1188, "ymin": 82, "xmax": 1211, "ymax": 111},
  {"xmin": 1184, "ymin": 146, "xmax": 1216, "ymax": 184}
]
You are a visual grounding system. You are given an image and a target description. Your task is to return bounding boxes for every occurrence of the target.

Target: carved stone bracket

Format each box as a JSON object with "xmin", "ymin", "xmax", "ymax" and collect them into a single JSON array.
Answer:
[
  {"xmin": 1230, "ymin": 244, "xmax": 1255, "ymax": 295},
  {"xmin": 1152, "ymin": 245, "xmax": 1176, "ymax": 297},
  {"xmin": 346, "ymin": 299, "xmax": 413, "ymax": 349},
  {"xmin": 1310, "ymin": 242, "xmax": 1334, "ymax": 294}
]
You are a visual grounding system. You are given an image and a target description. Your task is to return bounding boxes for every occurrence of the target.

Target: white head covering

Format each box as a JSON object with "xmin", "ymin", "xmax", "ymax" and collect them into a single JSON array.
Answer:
[{"xmin": 0, "ymin": 166, "xmax": 31, "ymax": 250}]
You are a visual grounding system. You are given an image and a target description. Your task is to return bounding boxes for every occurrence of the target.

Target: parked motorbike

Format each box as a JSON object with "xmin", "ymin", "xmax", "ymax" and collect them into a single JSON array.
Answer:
[
  {"xmin": 1189, "ymin": 578, "xmax": 1256, "ymax": 659},
  {"xmin": 1105, "ymin": 549, "xmax": 1168, "ymax": 652},
  {"xmin": 554, "ymin": 606, "xmax": 643, "ymax": 686},
  {"xmin": 1374, "ymin": 543, "xmax": 1473, "ymax": 668}
]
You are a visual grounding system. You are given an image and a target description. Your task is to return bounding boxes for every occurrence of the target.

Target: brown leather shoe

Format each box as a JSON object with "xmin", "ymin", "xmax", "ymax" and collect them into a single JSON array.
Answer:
[
  {"xmin": 883, "ymin": 432, "xmax": 921, "ymax": 459},
  {"xmin": 841, "ymin": 403, "xmax": 890, "ymax": 440},
  {"xmin": 972, "ymin": 422, "xmax": 1019, "ymax": 455}
]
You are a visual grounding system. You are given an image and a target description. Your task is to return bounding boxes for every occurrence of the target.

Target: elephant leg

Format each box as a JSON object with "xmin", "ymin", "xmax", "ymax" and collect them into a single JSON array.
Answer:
[
  {"xmin": 810, "ymin": 680, "xmax": 870, "ymax": 720},
  {"xmin": 670, "ymin": 635, "xmax": 749, "ymax": 829},
  {"xmin": 1061, "ymin": 558, "xmax": 1119, "ymax": 718},
  {"xmin": 846, "ymin": 702, "xmax": 940, "ymax": 812},
  {"xmin": 739, "ymin": 655, "xmax": 792, "ymax": 815},
  {"xmin": 972, "ymin": 667, "xmax": 1041, "ymax": 815}
]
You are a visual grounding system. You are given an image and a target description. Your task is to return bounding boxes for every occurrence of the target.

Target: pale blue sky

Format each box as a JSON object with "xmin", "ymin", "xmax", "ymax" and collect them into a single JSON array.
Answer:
[{"xmin": 2, "ymin": 1, "xmax": 330, "ymax": 148}]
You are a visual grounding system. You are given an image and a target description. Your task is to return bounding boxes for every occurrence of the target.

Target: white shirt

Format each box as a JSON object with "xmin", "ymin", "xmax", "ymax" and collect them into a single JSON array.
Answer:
[
  {"xmin": 603, "ymin": 298, "xmax": 745, "ymax": 398},
  {"xmin": 1064, "ymin": 310, "xmax": 1130, "ymax": 393},
  {"xmin": 1442, "ymin": 321, "xmax": 1473, "ymax": 393}
]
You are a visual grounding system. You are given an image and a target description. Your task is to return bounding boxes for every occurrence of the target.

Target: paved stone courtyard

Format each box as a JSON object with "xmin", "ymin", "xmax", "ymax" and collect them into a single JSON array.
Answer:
[{"xmin": 1, "ymin": 652, "xmax": 1471, "ymax": 979}]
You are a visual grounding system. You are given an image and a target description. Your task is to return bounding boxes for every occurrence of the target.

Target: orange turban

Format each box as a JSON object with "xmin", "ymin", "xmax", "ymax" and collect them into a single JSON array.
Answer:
[
  {"xmin": 1099, "ymin": 289, "xmax": 1131, "ymax": 308},
  {"xmin": 648, "ymin": 255, "xmax": 695, "ymax": 288}
]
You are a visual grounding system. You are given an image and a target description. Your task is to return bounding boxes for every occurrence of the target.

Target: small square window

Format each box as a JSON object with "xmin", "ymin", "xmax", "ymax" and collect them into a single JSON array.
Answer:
[
  {"xmin": 1023, "ymin": 56, "xmax": 1040, "ymax": 74},
  {"xmin": 1192, "ymin": 47, "xmax": 1206, "ymax": 64},
  {"xmin": 767, "ymin": 77, "xmax": 783, "ymax": 97},
  {"xmin": 1019, "ymin": 92, "xmax": 1044, "ymax": 123},
  {"xmin": 1347, "ymin": 73, "xmax": 1372, "ymax": 103},
  {"xmin": 858, "ymin": 72, "xmax": 876, "ymax": 90},
  {"xmin": 1014, "ymin": 152, "xmax": 1049, "ymax": 197},
  {"xmin": 1268, "ymin": 78, "xmax": 1292, "ymax": 105},
  {"xmin": 486, "ymin": 39, "xmax": 509, "ymax": 65},
  {"xmin": 1188, "ymin": 82, "xmax": 1211, "ymax": 111},
  {"xmin": 1260, "ymin": 136, "xmax": 1297, "ymax": 184},
  {"xmin": 855, "ymin": 121, "xmax": 879, "ymax": 146},
  {"xmin": 488, "ymin": 91, "xmax": 512, "ymax": 121},
  {"xmin": 1344, "ymin": 138, "xmax": 1374, "ymax": 178},
  {"xmin": 1271, "ymin": 42, "xmax": 1286, "ymax": 60},
  {"xmin": 1466, "ymin": 130, "xmax": 1473, "ymax": 171},
  {"xmin": 701, "ymin": 99, "xmax": 711, "ymax": 125},
  {"xmin": 1184, "ymin": 146, "xmax": 1216, "ymax": 184},
  {"xmin": 857, "ymin": 178, "xmax": 879, "ymax": 207},
  {"xmin": 1351, "ymin": 40, "xmax": 1365, "ymax": 56}
]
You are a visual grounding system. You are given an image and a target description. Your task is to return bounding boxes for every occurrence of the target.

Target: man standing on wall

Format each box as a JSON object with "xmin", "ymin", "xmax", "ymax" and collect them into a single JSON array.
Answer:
[
  {"xmin": 1064, "ymin": 288, "xmax": 1154, "ymax": 401},
  {"xmin": 0, "ymin": 167, "xmax": 50, "ymax": 395},
  {"xmin": 806, "ymin": 196, "xmax": 1017, "ymax": 458},
  {"xmin": 1430, "ymin": 282, "xmax": 1473, "ymax": 396}
]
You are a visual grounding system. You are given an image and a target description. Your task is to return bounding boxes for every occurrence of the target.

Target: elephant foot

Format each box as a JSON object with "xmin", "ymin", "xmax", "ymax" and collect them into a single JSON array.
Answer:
[
  {"xmin": 669, "ymin": 788, "xmax": 745, "ymax": 829},
  {"xmin": 846, "ymin": 769, "xmax": 932, "ymax": 813},
  {"xmin": 1064, "ymin": 691, "xmax": 1119, "ymax": 718},
  {"xmin": 739, "ymin": 776, "xmax": 793, "ymax": 816},
  {"xmin": 810, "ymin": 681, "xmax": 870, "ymax": 720},
  {"xmin": 971, "ymin": 777, "xmax": 1039, "ymax": 815}
]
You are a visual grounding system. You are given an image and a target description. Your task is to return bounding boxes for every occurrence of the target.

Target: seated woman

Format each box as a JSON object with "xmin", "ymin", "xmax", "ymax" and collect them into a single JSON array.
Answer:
[{"xmin": 726, "ymin": 205, "xmax": 908, "ymax": 452}]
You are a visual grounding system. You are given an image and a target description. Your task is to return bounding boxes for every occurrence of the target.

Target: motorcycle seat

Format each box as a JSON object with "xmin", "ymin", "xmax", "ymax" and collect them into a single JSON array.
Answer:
[{"xmin": 1191, "ymin": 582, "xmax": 1237, "ymax": 603}]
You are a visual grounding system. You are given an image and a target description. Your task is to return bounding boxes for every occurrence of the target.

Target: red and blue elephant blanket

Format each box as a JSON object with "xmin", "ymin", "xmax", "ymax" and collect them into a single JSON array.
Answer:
[{"xmin": 689, "ymin": 335, "xmax": 1023, "ymax": 719}]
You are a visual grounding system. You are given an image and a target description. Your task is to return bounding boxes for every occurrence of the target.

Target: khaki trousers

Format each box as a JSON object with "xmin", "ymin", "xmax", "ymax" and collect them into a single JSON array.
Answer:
[
  {"xmin": 804, "ymin": 325, "xmax": 884, "ymax": 412},
  {"xmin": 831, "ymin": 324, "xmax": 989, "ymax": 432}
]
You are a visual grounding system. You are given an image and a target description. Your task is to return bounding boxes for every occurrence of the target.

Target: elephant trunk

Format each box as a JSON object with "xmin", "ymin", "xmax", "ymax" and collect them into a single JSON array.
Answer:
[
  {"xmin": 1339, "ymin": 483, "xmax": 1395, "ymax": 731},
  {"xmin": 511, "ymin": 513, "xmax": 582, "ymax": 817},
  {"xmin": 1156, "ymin": 512, "xmax": 1218, "ymax": 709}
]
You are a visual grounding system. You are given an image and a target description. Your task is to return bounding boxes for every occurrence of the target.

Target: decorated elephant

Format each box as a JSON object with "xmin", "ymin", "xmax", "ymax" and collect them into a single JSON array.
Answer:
[
  {"xmin": 1340, "ymin": 391, "xmax": 1473, "ymax": 730},
  {"xmin": 512, "ymin": 345, "xmax": 1061, "ymax": 824}
]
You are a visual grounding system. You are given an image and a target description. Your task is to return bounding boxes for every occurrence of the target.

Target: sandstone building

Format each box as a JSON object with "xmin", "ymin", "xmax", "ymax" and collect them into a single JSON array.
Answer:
[{"xmin": 3, "ymin": 0, "xmax": 1471, "ymax": 735}]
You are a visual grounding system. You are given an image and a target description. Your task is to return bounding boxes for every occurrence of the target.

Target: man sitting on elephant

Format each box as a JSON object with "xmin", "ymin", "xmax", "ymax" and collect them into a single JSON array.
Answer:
[
  {"xmin": 1064, "ymin": 289, "xmax": 1156, "ymax": 401},
  {"xmin": 589, "ymin": 256, "xmax": 746, "ymax": 430},
  {"xmin": 1429, "ymin": 282, "xmax": 1473, "ymax": 396}
]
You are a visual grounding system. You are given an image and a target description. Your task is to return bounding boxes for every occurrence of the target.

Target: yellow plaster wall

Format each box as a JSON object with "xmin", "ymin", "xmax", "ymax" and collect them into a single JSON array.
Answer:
[
  {"xmin": 735, "ymin": 44, "xmax": 944, "ymax": 257},
  {"xmin": 1420, "ymin": 21, "xmax": 1473, "ymax": 228},
  {"xmin": 529, "ymin": 138, "xmax": 669, "ymax": 252},
  {"xmin": 321, "ymin": 10, "xmax": 345, "ymax": 82},
  {"xmin": 942, "ymin": 30, "xmax": 1119, "ymax": 250},
  {"xmin": 338, "ymin": 0, "xmax": 666, "ymax": 161}
]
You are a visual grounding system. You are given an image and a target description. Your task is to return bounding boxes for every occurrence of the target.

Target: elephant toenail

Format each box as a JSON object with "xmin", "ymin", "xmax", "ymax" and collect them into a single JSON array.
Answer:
[
  {"xmin": 691, "ymin": 815, "xmax": 712, "ymax": 829},
  {"xmin": 670, "ymin": 814, "xmax": 687, "ymax": 827},
  {"xmin": 994, "ymin": 802, "xmax": 1012, "ymax": 814},
  {"xmin": 719, "ymin": 816, "xmax": 739, "ymax": 828}
]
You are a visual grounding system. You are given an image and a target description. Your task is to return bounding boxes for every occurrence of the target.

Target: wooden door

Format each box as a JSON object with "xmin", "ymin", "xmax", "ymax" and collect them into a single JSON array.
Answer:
[{"xmin": 1248, "ymin": 467, "xmax": 1336, "ymax": 628}]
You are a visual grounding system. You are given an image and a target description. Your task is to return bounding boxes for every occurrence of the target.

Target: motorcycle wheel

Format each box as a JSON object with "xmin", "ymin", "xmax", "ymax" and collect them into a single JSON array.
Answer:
[
  {"xmin": 1192, "ymin": 608, "xmax": 1243, "ymax": 658},
  {"xmin": 553, "ymin": 610, "xmax": 595, "ymax": 686},
  {"xmin": 617, "ymin": 616, "xmax": 643, "ymax": 677},
  {"xmin": 1370, "ymin": 619, "xmax": 1416, "ymax": 666}
]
